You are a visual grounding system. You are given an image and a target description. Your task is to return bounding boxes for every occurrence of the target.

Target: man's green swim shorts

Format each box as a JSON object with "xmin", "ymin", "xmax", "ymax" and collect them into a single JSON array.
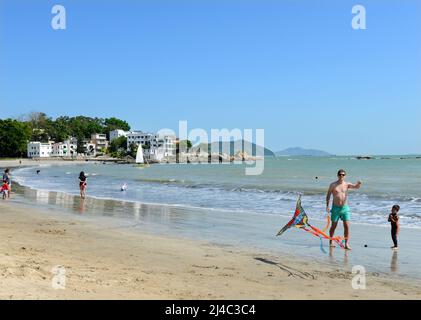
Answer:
[{"xmin": 331, "ymin": 205, "xmax": 351, "ymax": 222}]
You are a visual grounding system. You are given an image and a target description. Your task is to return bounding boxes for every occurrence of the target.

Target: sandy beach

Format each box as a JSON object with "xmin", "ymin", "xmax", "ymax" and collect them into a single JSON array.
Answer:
[
  {"xmin": 1, "ymin": 201, "xmax": 420, "ymax": 300},
  {"xmin": 0, "ymin": 158, "xmax": 108, "ymax": 169}
]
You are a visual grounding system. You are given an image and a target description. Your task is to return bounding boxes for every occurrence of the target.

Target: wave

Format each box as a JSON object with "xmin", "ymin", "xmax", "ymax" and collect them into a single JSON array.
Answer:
[
  {"xmin": 14, "ymin": 180, "xmax": 421, "ymax": 229},
  {"xmin": 131, "ymin": 177, "xmax": 421, "ymax": 204},
  {"xmin": 16, "ymin": 170, "xmax": 421, "ymax": 207},
  {"xmin": 11, "ymin": 165, "xmax": 421, "ymax": 229}
]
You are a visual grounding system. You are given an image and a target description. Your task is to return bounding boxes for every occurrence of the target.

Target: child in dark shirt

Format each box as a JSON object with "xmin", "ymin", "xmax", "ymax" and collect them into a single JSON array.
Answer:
[{"xmin": 388, "ymin": 205, "xmax": 400, "ymax": 250}]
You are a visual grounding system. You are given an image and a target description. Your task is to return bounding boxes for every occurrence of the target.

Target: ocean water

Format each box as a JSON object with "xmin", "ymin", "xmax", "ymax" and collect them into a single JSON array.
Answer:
[
  {"xmin": 12, "ymin": 156, "xmax": 421, "ymax": 228},
  {"xmin": 8, "ymin": 156, "xmax": 421, "ymax": 279}
]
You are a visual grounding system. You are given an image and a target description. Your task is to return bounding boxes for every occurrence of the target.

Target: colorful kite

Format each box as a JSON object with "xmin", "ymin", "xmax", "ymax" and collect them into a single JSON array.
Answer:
[{"xmin": 276, "ymin": 196, "xmax": 345, "ymax": 250}]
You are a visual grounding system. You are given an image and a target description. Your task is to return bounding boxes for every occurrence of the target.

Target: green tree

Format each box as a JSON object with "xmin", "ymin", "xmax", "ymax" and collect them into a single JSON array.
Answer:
[
  {"xmin": 68, "ymin": 116, "xmax": 104, "ymax": 139},
  {"xmin": 105, "ymin": 117, "xmax": 130, "ymax": 131},
  {"xmin": 76, "ymin": 133, "xmax": 86, "ymax": 154},
  {"xmin": 128, "ymin": 143, "xmax": 138, "ymax": 158},
  {"xmin": 21, "ymin": 112, "xmax": 52, "ymax": 142},
  {"xmin": 2, "ymin": 114, "xmax": 132, "ymax": 157},
  {"xmin": 0, "ymin": 119, "xmax": 31, "ymax": 157},
  {"xmin": 21, "ymin": 114, "xmax": 132, "ymax": 143},
  {"xmin": 108, "ymin": 136, "xmax": 128, "ymax": 154},
  {"xmin": 30, "ymin": 128, "xmax": 50, "ymax": 143},
  {"xmin": 48, "ymin": 116, "xmax": 71, "ymax": 142},
  {"xmin": 179, "ymin": 139, "xmax": 193, "ymax": 152},
  {"xmin": 104, "ymin": 117, "xmax": 131, "ymax": 140},
  {"xmin": 26, "ymin": 112, "xmax": 49, "ymax": 130}
]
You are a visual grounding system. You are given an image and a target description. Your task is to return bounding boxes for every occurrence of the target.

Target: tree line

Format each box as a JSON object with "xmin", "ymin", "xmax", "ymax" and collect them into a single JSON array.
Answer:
[{"xmin": 0, "ymin": 112, "xmax": 130, "ymax": 158}]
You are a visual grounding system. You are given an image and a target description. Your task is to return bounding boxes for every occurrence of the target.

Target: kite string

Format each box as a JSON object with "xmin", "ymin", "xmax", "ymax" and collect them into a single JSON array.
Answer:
[
  {"xmin": 322, "ymin": 214, "xmax": 331, "ymax": 233},
  {"xmin": 319, "ymin": 237, "xmax": 327, "ymax": 253},
  {"xmin": 320, "ymin": 214, "xmax": 346, "ymax": 249},
  {"xmin": 306, "ymin": 225, "xmax": 346, "ymax": 249}
]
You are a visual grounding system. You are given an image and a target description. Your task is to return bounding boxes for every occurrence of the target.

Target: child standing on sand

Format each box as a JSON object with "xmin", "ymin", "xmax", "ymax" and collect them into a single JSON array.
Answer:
[{"xmin": 388, "ymin": 205, "xmax": 400, "ymax": 250}]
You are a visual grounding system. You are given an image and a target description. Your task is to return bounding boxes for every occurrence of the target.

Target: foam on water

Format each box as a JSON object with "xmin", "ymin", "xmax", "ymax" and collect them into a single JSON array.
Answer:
[{"xmin": 11, "ymin": 156, "xmax": 421, "ymax": 228}]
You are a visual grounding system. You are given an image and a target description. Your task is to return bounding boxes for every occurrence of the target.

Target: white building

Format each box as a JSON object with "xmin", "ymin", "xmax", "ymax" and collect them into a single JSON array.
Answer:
[
  {"xmin": 109, "ymin": 129, "xmax": 129, "ymax": 142},
  {"xmin": 27, "ymin": 142, "xmax": 53, "ymax": 158},
  {"xmin": 126, "ymin": 131, "xmax": 153, "ymax": 148},
  {"xmin": 161, "ymin": 135, "xmax": 176, "ymax": 157},
  {"xmin": 28, "ymin": 137, "xmax": 78, "ymax": 158},
  {"xmin": 127, "ymin": 131, "xmax": 176, "ymax": 161},
  {"xmin": 52, "ymin": 138, "xmax": 78, "ymax": 157}
]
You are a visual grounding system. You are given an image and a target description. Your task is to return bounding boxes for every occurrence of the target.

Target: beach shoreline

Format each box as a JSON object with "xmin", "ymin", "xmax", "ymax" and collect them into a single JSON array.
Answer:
[
  {"xmin": 0, "ymin": 158, "xmax": 112, "ymax": 170},
  {"xmin": 2, "ymin": 158, "xmax": 421, "ymax": 299},
  {"xmin": 7, "ymin": 161, "xmax": 421, "ymax": 282},
  {"xmin": 0, "ymin": 200, "xmax": 420, "ymax": 300}
]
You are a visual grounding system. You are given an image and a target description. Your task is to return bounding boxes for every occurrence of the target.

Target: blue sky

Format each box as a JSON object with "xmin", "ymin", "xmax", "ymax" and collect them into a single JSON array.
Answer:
[{"xmin": 0, "ymin": 0, "xmax": 420, "ymax": 155}]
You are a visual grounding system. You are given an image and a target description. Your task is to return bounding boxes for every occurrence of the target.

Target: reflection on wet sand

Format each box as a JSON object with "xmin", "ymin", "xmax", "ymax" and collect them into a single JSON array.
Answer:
[
  {"xmin": 18, "ymin": 183, "xmax": 194, "ymax": 227},
  {"xmin": 78, "ymin": 198, "xmax": 86, "ymax": 214},
  {"xmin": 328, "ymin": 246, "xmax": 350, "ymax": 268},
  {"xmin": 329, "ymin": 246, "xmax": 335, "ymax": 263},
  {"xmin": 391, "ymin": 251, "xmax": 398, "ymax": 273},
  {"xmin": 343, "ymin": 249, "xmax": 349, "ymax": 267}
]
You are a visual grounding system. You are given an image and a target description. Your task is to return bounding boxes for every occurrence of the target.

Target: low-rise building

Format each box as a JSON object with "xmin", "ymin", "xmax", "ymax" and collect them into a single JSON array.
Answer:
[
  {"xmin": 157, "ymin": 135, "xmax": 176, "ymax": 157},
  {"xmin": 127, "ymin": 131, "xmax": 176, "ymax": 161},
  {"xmin": 52, "ymin": 138, "xmax": 78, "ymax": 157},
  {"xmin": 83, "ymin": 140, "xmax": 97, "ymax": 157},
  {"xmin": 91, "ymin": 134, "xmax": 108, "ymax": 154},
  {"xmin": 109, "ymin": 129, "xmax": 129, "ymax": 142},
  {"xmin": 27, "ymin": 142, "xmax": 53, "ymax": 158},
  {"xmin": 127, "ymin": 131, "xmax": 153, "ymax": 148}
]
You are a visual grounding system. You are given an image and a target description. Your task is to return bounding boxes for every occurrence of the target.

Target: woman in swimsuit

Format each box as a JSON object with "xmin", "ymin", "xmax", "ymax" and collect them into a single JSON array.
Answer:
[{"xmin": 79, "ymin": 171, "xmax": 87, "ymax": 199}]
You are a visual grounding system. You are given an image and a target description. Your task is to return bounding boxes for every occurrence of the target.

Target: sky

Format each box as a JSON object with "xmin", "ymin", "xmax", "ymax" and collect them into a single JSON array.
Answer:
[{"xmin": 0, "ymin": 0, "xmax": 420, "ymax": 155}]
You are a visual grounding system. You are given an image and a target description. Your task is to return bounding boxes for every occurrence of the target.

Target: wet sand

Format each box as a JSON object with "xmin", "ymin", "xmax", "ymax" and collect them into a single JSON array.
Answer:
[{"xmin": 1, "ymin": 201, "xmax": 420, "ymax": 300}]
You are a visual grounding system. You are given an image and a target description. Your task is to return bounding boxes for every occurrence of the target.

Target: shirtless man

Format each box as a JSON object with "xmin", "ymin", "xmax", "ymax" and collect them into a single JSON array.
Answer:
[{"xmin": 326, "ymin": 169, "xmax": 362, "ymax": 250}]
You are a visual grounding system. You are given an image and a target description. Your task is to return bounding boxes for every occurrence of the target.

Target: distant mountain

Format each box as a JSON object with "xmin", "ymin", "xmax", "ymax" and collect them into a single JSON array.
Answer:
[
  {"xmin": 275, "ymin": 147, "xmax": 331, "ymax": 157},
  {"xmin": 192, "ymin": 140, "xmax": 275, "ymax": 157}
]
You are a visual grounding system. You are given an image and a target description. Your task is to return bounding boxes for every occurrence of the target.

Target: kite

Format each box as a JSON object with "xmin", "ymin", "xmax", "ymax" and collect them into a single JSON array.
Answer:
[{"xmin": 276, "ymin": 195, "xmax": 345, "ymax": 251}]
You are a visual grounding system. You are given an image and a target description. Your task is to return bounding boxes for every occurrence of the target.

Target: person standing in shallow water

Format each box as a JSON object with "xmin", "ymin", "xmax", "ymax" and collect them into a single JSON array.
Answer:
[
  {"xmin": 79, "ymin": 171, "xmax": 87, "ymax": 199},
  {"xmin": 326, "ymin": 169, "xmax": 362, "ymax": 250}
]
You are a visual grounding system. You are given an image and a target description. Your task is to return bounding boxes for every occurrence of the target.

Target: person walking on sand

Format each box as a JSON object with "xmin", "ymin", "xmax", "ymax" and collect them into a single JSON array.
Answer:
[
  {"xmin": 326, "ymin": 169, "xmax": 362, "ymax": 250},
  {"xmin": 79, "ymin": 171, "xmax": 87, "ymax": 199},
  {"xmin": 2, "ymin": 168, "xmax": 11, "ymax": 199},
  {"xmin": 388, "ymin": 205, "xmax": 400, "ymax": 250}
]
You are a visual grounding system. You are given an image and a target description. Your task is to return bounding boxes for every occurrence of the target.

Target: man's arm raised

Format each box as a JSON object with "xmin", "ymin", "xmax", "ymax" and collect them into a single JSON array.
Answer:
[{"xmin": 348, "ymin": 181, "xmax": 362, "ymax": 189}]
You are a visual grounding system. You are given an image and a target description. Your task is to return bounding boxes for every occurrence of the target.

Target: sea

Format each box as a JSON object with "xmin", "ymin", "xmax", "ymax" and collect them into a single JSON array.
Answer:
[
  {"xmin": 8, "ymin": 156, "xmax": 421, "ymax": 279},
  {"xmin": 12, "ymin": 156, "xmax": 421, "ymax": 228}
]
